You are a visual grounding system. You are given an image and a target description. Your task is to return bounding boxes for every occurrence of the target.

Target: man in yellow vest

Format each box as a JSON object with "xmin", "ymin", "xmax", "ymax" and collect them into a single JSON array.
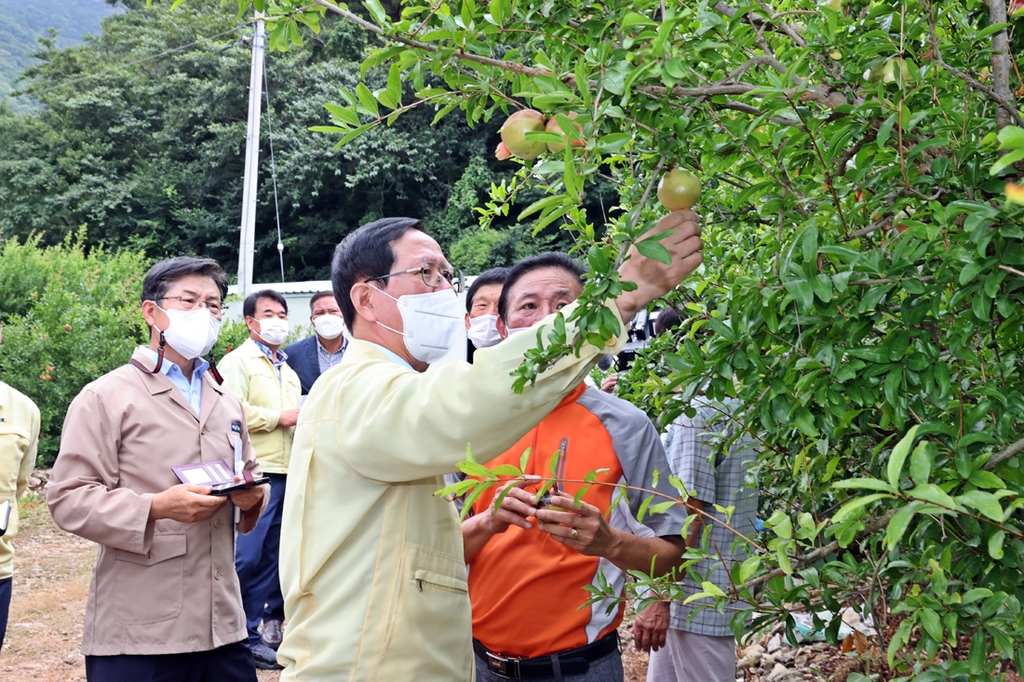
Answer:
[{"xmin": 219, "ymin": 289, "xmax": 301, "ymax": 670}]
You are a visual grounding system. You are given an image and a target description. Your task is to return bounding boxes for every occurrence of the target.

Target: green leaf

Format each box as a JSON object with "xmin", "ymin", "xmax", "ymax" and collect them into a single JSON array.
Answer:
[
  {"xmin": 792, "ymin": 407, "xmax": 817, "ymax": 437},
  {"xmin": 957, "ymin": 490, "xmax": 1005, "ymax": 522},
  {"xmin": 738, "ymin": 555, "xmax": 761, "ymax": 583},
  {"xmin": 363, "ymin": 0, "xmax": 388, "ymax": 25},
  {"xmin": 908, "ymin": 483, "xmax": 957, "ymax": 509},
  {"xmin": 832, "ymin": 478, "xmax": 896, "ymax": 492},
  {"xmin": 909, "ymin": 441, "xmax": 933, "ymax": 484},
  {"xmin": 959, "ymin": 260, "xmax": 986, "ymax": 286},
  {"xmin": 885, "ymin": 501, "xmax": 923, "ymax": 548},
  {"xmin": 832, "ymin": 493, "xmax": 894, "ymax": 524},
  {"xmin": 968, "ymin": 628, "xmax": 986, "ymax": 675},
  {"xmin": 990, "ymin": 147, "xmax": 1024, "ymax": 175},
  {"xmin": 519, "ymin": 447, "xmax": 532, "ymax": 472},
  {"xmin": 988, "ymin": 530, "xmax": 1006, "ymax": 560},
  {"xmin": 490, "ymin": 464, "xmax": 523, "ymax": 476},
  {"xmin": 356, "ymin": 83, "xmax": 380, "ymax": 117},
  {"xmin": 701, "ymin": 581, "xmax": 727, "ymax": 598},
  {"xmin": 636, "ymin": 238, "xmax": 672, "ymax": 265},
  {"xmin": 785, "ymin": 280, "xmax": 814, "ymax": 314},
  {"xmin": 596, "ymin": 133, "xmax": 632, "ymax": 153},
  {"xmin": 621, "ymin": 11, "xmax": 656, "ymax": 28},
  {"xmin": 962, "ymin": 588, "xmax": 993, "ymax": 604},
  {"xmin": 967, "ymin": 470, "xmax": 1005, "ymax": 489},
  {"xmin": 458, "ymin": 460, "xmax": 494, "ymax": 478},
  {"xmin": 918, "ymin": 607, "xmax": 942, "ymax": 642},
  {"xmin": 887, "ymin": 425, "xmax": 920, "ymax": 489}
]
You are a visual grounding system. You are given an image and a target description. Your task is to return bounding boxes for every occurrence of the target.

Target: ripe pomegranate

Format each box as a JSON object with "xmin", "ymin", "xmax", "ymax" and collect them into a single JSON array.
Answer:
[
  {"xmin": 657, "ymin": 169, "xmax": 701, "ymax": 210},
  {"xmin": 545, "ymin": 113, "xmax": 584, "ymax": 153},
  {"xmin": 500, "ymin": 109, "xmax": 546, "ymax": 159}
]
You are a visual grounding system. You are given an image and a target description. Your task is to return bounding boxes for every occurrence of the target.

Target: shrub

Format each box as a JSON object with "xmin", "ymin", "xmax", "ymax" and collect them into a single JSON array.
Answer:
[{"xmin": 0, "ymin": 233, "xmax": 149, "ymax": 466}]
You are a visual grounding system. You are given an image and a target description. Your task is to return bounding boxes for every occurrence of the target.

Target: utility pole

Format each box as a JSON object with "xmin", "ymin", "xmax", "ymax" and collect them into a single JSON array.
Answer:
[{"xmin": 237, "ymin": 11, "xmax": 265, "ymax": 298}]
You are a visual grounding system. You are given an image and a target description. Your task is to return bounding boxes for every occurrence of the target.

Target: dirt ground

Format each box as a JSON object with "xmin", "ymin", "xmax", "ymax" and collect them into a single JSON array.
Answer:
[{"xmin": 1, "ymin": 487, "xmax": 649, "ymax": 681}]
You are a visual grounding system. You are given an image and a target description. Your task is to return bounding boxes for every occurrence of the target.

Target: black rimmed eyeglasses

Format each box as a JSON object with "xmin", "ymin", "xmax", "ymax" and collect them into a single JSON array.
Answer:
[{"xmin": 365, "ymin": 262, "xmax": 464, "ymax": 293}]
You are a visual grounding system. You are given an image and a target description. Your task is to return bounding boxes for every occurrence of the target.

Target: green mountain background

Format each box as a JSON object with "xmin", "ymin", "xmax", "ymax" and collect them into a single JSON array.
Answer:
[{"xmin": 0, "ymin": 0, "xmax": 118, "ymax": 112}]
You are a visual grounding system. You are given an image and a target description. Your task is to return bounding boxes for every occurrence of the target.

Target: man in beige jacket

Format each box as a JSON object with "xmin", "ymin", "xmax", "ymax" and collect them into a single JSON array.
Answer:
[
  {"xmin": 278, "ymin": 212, "xmax": 702, "ymax": 681},
  {"xmin": 47, "ymin": 257, "xmax": 267, "ymax": 682}
]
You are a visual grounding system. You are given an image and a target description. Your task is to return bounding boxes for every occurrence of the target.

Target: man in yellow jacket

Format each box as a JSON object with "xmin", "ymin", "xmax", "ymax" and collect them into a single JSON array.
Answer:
[
  {"xmin": 219, "ymin": 289, "xmax": 301, "ymax": 670},
  {"xmin": 278, "ymin": 213, "xmax": 703, "ymax": 681},
  {"xmin": 0, "ymin": 365, "xmax": 39, "ymax": 651}
]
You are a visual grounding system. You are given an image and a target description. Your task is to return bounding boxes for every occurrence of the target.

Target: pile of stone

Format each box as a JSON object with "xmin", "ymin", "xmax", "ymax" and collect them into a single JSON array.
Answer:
[{"xmin": 736, "ymin": 606, "xmax": 878, "ymax": 682}]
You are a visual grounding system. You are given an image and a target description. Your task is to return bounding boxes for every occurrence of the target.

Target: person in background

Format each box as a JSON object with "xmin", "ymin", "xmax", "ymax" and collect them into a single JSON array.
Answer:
[
  {"xmin": 462, "ymin": 253, "xmax": 689, "ymax": 682},
  {"xmin": 600, "ymin": 308, "xmax": 681, "ymax": 394},
  {"xmin": 284, "ymin": 291, "xmax": 349, "ymax": 396},
  {"xmin": 465, "ymin": 267, "xmax": 509, "ymax": 362},
  {"xmin": 633, "ymin": 397, "xmax": 758, "ymax": 682},
  {"xmin": 46, "ymin": 257, "xmax": 266, "ymax": 682},
  {"xmin": 276, "ymin": 210, "xmax": 703, "ymax": 681},
  {"xmin": 219, "ymin": 290, "xmax": 301, "ymax": 670},
  {"xmin": 0, "ymin": 317, "xmax": 40, "ymax": 652}
]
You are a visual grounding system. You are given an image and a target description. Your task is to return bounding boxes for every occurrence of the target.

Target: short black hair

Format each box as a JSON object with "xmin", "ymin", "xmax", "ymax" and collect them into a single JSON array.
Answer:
[
  {"xmin": 654, "ymin": 308, "xmax": 681, "ymax": 336},
  {"xmin": 141, "ymin": 257, "xmax": 228, "ymax": 304},
  {"xmin": 309, "ymin": 290, "xmax": 336, "ymax": 311},
  {"xmin": 331, "ymin": 217, "xmax": 426, "ymax": 330},
  {"xmin": 465, "ymin": 267, "xmax": 510, "ymax": 313},
  {"xmin": 498, "ymin": 252, "xmax": 585, "ymax": 322},
  {"xmin": 243, "ymin": 289, "xmax": 289, "ymax": 318}
]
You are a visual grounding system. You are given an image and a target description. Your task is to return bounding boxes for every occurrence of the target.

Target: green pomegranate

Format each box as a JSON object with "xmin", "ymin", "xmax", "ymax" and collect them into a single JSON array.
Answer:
[
  {"xmin": 657, "ymin": 169, "xmax": 702, "ymax": 210},
  {"xmin": 500, "ymin": 110, "xmax": 546, "ymax": 159}
]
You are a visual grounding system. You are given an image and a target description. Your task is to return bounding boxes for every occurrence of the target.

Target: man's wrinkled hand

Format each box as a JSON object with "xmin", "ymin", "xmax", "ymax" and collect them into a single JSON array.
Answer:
[
  {"xmin": 617, "ymin": 210, "xmax": 702, "ymax": 322},
  {"xmin": 633, "ymin": 601, "xmax": 670, "ymax": 653},
  {"xmin": 535, "ymin": 492, "xmax": 617, "ymax": 557},
  {"xmin": 150, "ymin": 483, "xmax": 226, "ymax": 523},
  {"xmin": 483, "ymin": 477, "xmax": 543, "ymax": 535}
]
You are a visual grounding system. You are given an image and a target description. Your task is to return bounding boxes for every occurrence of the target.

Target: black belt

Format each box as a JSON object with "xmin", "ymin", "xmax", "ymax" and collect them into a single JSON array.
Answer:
[{"xmin": 473, "ymin": 632, "xmax": 619, "ymax": 680}]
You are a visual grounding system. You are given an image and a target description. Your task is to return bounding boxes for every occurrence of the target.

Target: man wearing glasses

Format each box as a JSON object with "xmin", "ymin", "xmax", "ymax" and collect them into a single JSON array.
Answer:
[
  {"xmin": 277, "ymin": 214, "xmax": 703, "ymax": 682},
  {"xmin": 47, "ymin": 257, "xmax": 267, "ymax": 682}
]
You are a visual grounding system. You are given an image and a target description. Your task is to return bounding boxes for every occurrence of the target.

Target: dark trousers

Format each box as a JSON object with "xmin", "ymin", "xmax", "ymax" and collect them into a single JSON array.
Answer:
[
  {"xmin": 85, "ymin": 640, "xmax": 257, "ymax": 682},
  {"xmin": 235, "ymin": 472, "xmax": 286, "ymax": 645},
  {"xmin": 0, "ymin": 576, "xmax": 11, "ymax": 651}
]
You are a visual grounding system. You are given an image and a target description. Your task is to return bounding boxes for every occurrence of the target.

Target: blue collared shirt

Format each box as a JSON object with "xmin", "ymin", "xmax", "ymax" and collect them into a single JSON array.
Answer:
[
  {"xmin": 253, "ymin": 339, "xmax": 289, "ymax": 382},
  {"xmin": 139, "ymin": 347, "xmax": 209, "ymax": 416}
]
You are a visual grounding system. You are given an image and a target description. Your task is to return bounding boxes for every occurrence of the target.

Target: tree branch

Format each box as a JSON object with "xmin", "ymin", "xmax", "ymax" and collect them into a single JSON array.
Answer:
[
  {"xmin": 982, "ymin": 435, "xmax": 1024, "ymax": 471},
  {"xmin": 748, "ymin": 510, "xmax": 897, "ymax": 594},
  {"xmin": 712, "ymin": 0, "xmax": 805, "ymax": 47},
  {"xmin": 315, "ymin": 0, "xmax": 854, "ymax": 113},
  {"xmin": 926, "ymin": 2, "xmax": 1024, "ymax": 129}
]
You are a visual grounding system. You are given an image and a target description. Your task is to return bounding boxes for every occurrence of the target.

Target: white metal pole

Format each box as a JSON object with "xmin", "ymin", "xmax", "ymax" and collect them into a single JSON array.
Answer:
[{"xmin": 238, "ymin": 11, "xmax": 265, "ymax": 298}]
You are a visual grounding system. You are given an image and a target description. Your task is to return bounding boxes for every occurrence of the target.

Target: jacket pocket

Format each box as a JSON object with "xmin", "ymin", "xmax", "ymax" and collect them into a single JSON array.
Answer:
[
  {"xmin": 378, "ymin": 543, "xmax": 473, "ymax": 679},
  {"xmin": 112, "ymin": 533, "xmax": 187, "ymax": 625}
]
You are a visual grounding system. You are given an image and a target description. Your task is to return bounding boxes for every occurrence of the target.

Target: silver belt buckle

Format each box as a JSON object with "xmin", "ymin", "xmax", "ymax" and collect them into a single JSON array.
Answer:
[{"xmin": 485, "ymin": 651, "xmax": 522, "ymax": 679}]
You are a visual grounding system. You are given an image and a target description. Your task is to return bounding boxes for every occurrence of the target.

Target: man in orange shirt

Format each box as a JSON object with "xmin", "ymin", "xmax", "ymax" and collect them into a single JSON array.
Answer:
[{"xmin": 462, "ymin": 253, "xmax": 688, "ymax": 681}]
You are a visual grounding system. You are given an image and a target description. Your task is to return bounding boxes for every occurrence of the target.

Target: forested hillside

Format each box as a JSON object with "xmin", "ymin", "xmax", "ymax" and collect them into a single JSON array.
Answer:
[
  {"xmin": 0, "ymin": 0, "xmax": 608, "ymax": 281},
  {"xmin": 0, "ymin": 0, "xmax": 117, "ymax": 113}
]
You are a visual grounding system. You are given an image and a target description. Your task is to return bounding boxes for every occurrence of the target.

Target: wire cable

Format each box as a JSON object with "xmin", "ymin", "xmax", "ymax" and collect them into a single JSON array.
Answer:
[{"xmin": 262, "ymin": 46, "xmax": 286, "ymax": 283}]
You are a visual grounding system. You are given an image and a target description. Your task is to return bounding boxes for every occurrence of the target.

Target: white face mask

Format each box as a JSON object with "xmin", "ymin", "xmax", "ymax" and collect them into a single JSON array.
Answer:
[
  {"xmin": 506, "ymin": 325, "xmax": 532, "ymax": 336},
  {"xmin": 467, "ymin": 314, "xmax": 502, "ymax": 349},
  {"xmin": 313, "ymin": 314, "xmax": 346, "ymax": 340},
  {"xmin": 256, "ymin": 317, "xmax": 289, "ymax": 346},
  {"xmin": 159, "ymin": 306, "xmax": 222, "ymax": 360},
  {"xmin": 373, "ymin": 287, "xmax": 464, "ymax": 364}
]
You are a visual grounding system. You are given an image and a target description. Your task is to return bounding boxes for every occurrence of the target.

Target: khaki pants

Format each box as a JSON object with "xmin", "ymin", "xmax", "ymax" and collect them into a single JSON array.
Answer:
[{"xmin": 647, "ymin": 630, "xmax": 736, "ymax": 682}]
